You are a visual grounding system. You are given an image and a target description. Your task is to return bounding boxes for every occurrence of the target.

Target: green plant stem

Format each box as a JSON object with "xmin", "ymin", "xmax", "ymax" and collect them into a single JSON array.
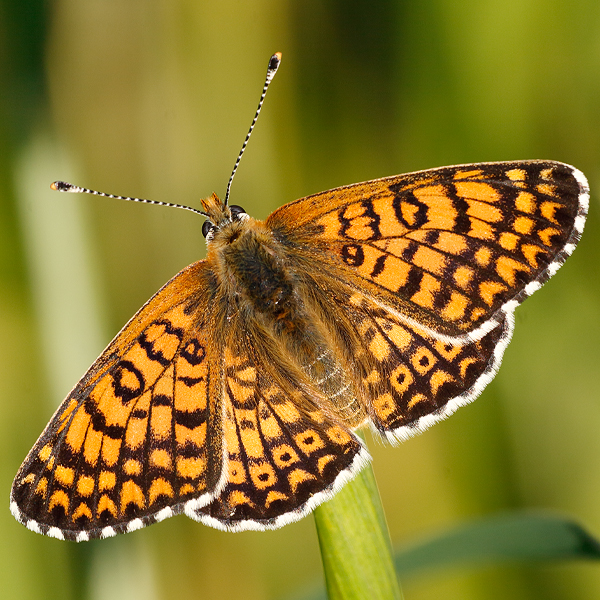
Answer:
[{"xmin": 313, "ymin": 457, "xmax": 403, "ymax": 600}]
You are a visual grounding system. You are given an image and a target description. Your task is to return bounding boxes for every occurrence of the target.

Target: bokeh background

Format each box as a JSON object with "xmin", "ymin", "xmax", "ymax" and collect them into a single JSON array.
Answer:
[{"xmin": 1, "ymin": 1, "xmax": 599, "ymax": 599}]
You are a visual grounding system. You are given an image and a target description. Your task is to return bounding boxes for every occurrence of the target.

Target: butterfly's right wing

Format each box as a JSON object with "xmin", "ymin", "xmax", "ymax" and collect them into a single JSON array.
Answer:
[
  {"xmin": 267, "ymin": 161, "xmax": 588, "ymax": 340},
  {"xmin": 11, "ymin": 261, "xmax": 227, "ymax": 541},
  {"xmin": 266, "ymin": 161, "xmax": 587, "ymax": 439},
  {"xmin": 319, "ymin": 284, "xmax": 514, "ymax": 442}
]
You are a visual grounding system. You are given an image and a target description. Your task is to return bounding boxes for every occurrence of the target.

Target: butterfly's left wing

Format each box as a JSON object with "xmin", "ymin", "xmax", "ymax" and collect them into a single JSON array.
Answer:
[
  {"xmin": 267, "ymin": 160, "xmax": 588, "ymax": 340},
  {"xmin": 11, "ymin": 261, "xmax": 227, "ymax": 541},
  {"xmin": 188, "ymin": 318, "xmax": 369, "ymax": 531}
]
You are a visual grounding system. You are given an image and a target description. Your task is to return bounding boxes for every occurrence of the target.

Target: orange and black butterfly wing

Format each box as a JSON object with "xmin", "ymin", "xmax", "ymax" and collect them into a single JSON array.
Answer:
[
  {"xmin": 268, "ymin": 160, "xmax": 589, "ymax": 339},
  {"xmin": 189, "ymin": 316, "xmax": 369, "ymax": 531},
  {"xmin": 326, "ymin": 287, "xmax": 514, "ymax": 441},
  {"xmin": 267, "ymin": 161, "xmax": 588, "ymax": 438},
  {"xmin": 11, "ymin": 262, "xmax": 226, "ymax": 541}
]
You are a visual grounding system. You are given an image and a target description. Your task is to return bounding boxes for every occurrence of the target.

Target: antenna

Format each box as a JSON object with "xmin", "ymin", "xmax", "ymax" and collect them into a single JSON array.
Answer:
[
  {"xmin": 50, "ymin": 181, "xmax": 208, "ymax": 217},
  {"xmin": 224, "ymin": 52, "xmax": 282, "ymax": 205},
  {"xmin": 51, "ymin": 52, "xmax": 282, "ymax": 215}
]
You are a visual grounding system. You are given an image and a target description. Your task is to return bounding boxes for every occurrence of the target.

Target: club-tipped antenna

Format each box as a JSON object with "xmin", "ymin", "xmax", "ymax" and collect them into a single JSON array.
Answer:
[
  {"xmin": 51, "ymin": 53, "xmax": 282, "ymax": 216},
  {"xmin": 224, "ymin": 52, "xmax": 282, "ymax": 206},
  {"xmin": 50, "ymin": 181, "xmax": 208, "ymax": 217}
]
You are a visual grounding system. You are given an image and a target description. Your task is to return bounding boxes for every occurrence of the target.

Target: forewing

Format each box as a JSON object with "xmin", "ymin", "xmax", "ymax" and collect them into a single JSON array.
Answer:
[
  {"xmin": 11, "ymin": 262, "xmax": 226, "ymax": 541},
  {"xmin": 268, "ymin": 161, "xmax": 588, "ymax": 338}
]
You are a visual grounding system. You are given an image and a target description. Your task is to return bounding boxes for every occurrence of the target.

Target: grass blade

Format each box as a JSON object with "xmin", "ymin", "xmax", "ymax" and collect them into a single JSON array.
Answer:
[
  {"xmin": 313, "ymin": 460, "xmax": 403, "ymax": 600},
  {"xmin": 395, "ymin": 511, "xmax": 600, "ymax": 577}
]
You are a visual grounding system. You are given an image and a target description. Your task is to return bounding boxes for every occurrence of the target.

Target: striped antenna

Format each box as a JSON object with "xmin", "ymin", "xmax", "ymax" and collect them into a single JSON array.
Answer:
[
  {"xmin": 224, "ymin": 52, "xmax": 282, "ymax": 205},
  {"xmin": 50, "ymin": 181, "xmax": 208, "ymax": 217},
  {"xmin": 51, "ymin": 53, "xmax": 282, "ymax": 215}
]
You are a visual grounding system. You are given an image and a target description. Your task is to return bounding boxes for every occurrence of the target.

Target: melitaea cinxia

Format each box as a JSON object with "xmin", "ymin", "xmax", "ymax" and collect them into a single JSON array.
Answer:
[{"xmin": 11, "ymin": 53, "xmax": 589, "ymax": 541}]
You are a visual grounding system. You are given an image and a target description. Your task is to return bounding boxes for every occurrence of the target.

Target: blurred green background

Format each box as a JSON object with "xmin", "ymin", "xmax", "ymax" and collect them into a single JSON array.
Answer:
[{"xmin": 1, "ymin": 1, "xmax": 599, "ymax": 599}]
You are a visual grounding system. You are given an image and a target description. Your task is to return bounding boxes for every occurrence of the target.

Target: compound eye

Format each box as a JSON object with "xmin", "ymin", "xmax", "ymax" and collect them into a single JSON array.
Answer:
[
  {"xmin": 229, "ymin": 205, "xmax": 247, "ymax": 219},
  {"xmin": 202, "ymin": 220, "xmax": 214, "ymax": 238}
]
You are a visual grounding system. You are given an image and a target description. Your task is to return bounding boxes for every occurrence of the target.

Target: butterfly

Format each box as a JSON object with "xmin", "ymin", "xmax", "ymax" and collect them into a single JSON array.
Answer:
[{"xmin": 11, "ymin": 53, "xmax": 589, "ymax": 542}]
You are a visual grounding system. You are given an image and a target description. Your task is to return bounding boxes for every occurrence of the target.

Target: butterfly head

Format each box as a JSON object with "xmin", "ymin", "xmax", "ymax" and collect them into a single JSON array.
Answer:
[{"xmin": 201, "ymin": 193, "xmax": 249, "ymax": 244}]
